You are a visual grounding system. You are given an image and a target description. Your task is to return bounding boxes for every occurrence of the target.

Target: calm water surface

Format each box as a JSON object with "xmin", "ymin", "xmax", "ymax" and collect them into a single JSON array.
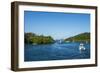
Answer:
[{"xmin": 24, "ymin": 42, "xmax": 90, "ymax": 61}]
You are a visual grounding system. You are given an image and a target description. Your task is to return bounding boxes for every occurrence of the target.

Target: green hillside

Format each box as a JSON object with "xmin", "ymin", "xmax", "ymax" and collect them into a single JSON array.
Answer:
[
  {"xmin": 64, "ymin": 32, "xmax": 90, "ymax": 42},
  {"xmin": 25, "ymin": 32, "xmax": 54, "ymax": 44}
]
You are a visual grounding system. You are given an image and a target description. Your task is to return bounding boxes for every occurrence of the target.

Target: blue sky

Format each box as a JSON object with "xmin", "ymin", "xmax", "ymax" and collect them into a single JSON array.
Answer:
[{"xmin": 24, "ymin": 11, "xmax": 90, "ymax": 39}]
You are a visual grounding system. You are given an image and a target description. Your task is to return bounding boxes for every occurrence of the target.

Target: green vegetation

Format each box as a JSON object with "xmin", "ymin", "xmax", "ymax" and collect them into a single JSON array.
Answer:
[
  {"xmin": 25, "ymin": 33, "xmax": 54, "ymax": 44},
  {"xmin": 25, "ymin": 32, "xmax": 90, "ymax": 44},
  {"xmin": 64, "ymin": 32, "xmax": 90, "ymax": 42}
]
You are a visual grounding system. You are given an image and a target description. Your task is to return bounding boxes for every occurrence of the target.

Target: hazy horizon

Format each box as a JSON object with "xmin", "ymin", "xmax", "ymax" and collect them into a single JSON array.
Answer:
[{"xmin": 24, "ymin": 11, "xmax": 90, "ymax": 39}]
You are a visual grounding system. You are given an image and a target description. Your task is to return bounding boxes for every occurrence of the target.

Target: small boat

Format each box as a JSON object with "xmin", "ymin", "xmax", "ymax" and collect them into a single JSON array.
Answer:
[
  {"xmin": 79, "ymin": 43, "xmax": 85, "ymax": 51},
  {"xmin": 57, "ymin": 39, "xmax": 63, "ymax": 44},
  {"xmin": 86, "ymin": 41, "xmax": 88, "ymax": 44},
  {"xmin": 32, "ymin": 43, "xmax": 37, "ymax": 45}
]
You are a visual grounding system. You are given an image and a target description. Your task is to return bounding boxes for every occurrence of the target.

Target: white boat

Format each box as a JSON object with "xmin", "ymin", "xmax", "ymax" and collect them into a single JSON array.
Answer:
[
  {"xmin": 79, "ymin": 43, "xmax": 86, "ymax": 51},
  {"xmin": 32, "ymin": 43, "xmax": 37, "ymax": 45}
]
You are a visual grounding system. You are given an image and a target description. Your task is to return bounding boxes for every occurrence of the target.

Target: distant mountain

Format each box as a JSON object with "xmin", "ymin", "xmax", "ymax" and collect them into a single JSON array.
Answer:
[{"xmin": 64, "ymin": 32, "xmax": 90, "ymax": 42}]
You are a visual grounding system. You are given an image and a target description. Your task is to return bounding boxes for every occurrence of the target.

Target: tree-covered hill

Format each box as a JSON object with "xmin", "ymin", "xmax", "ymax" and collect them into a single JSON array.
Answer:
[
  {"xmin": 25, "ymin": 33, "xmax": 54, "ymax": 44},
  {"xmin": 64, "ymin": 32, "xmax": 90, "ymax": 42}
]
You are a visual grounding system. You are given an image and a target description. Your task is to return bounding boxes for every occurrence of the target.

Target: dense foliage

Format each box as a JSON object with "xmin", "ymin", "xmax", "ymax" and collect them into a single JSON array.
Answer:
[
  {"xmin": 64, "ymin": 32, "xmax": 90, "ymax": 42},
  {"xmin": 25, "ymin": 33, "xmax": 54, "ymax": 44}
]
